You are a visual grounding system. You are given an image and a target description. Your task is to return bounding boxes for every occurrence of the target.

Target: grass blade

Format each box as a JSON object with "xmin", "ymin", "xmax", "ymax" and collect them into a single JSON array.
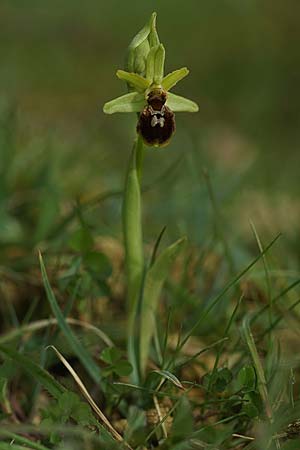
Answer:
[
  {"xmin": 39, "ymin": 252, "xmax": 102, "ymax": 385},
  {"xmin": 176, "ymin": 233, "xmax": 281, "ymax": 354},
  {"xmin": 0, "ymin": 431, "xmax": 49, "ymax": 450},
  {"xmin": 241, "ymin": 316, "xmax": 272, "ymax": 420},
  {"xmin": 0, "ymin": 344, "xmax": 65, "ymax": 399}
]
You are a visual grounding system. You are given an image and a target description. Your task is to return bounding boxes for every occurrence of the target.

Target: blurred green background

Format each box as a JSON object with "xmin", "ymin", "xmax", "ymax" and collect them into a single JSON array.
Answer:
[{"xmin": 0, "ymin": 0, "xmax": 299, "ymax": 266}]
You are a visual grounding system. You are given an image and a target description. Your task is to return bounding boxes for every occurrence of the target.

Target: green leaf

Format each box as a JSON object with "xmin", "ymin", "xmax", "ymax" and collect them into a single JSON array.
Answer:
[
  {"xmin": 103, "ymin": 92, "xmax": 145, "ymax": 114},
  {"xmin": 242, "ymin": 400, "xmax": 259, "ymax": 418},
  {"xmin": 242, "ymin": 391, "xmax": 262, "ymax": 418},
  {"xmin": 166, "ymin": 92, "xmax": 199, "ymax": 112},
  {"xmin": 162, "ymin": 67, "xmax": 189, "ymax": 91},
  {"xmin": 238, "ymin": 365, "xmax": 257, "ymax": 392},
  {"xmin": 100, "ymin": 347, "xmax": 122, "ymax": 364},
  {"xmin": 139, "ymin": 237, "xmax": 186, "ymax": 376},
  {"xmin": 39, "ymin": 253, "xmax": 102, "ymax": 385},
  {"xmin": 116, "ymin": 70, "xmax": 150, "ymax": 92},
  {"xmin": 114, "ymin": 360, "xmax": 133, "ymax": 377},
  {"xmin": 0, "ymin": 345, "xmax": 65, "ymax": 399}
]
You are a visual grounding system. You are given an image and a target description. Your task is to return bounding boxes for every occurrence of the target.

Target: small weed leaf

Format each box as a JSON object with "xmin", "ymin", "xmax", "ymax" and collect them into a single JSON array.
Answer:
[
  {"xmin": 238, "ymin": 365, "xmax": 257, "ymax": 392},
  {"xmin": 100, "ymin": 347, "xmax": 133, "ymax": 377},
  {"xmin": 101, "ymin": 347, "xmax": 122, "ymax": 364},
  {"xmin": 242, "ymin": 391, "xmax": 263, "ymax": 418}
]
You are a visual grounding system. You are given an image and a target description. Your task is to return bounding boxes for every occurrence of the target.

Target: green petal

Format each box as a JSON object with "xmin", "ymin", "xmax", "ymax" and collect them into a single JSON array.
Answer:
[
  {"xmin": 166, "ymin": 92, "xmax": 199, "ymax": 112},
  {"xmin": 154, "ymin": 44, "xmax": 165, "ymax": 85},
  {"xmin": 103, "ymin": 92, "xmax": 145, "ymax": 114},
  {"xmin": 146, "ymin": 45, "xmax": 157, "ymax": 82},
  {"xmin": 116, "ymin": 70, "xmax": 150, "ymax": 92},
  {"xmin": 146, "ymin": 43, "xmax": 165, "ymax": 84},
  {"xmin": 162, "ymin": 67, "xmax": 189, "ymax": 91}
]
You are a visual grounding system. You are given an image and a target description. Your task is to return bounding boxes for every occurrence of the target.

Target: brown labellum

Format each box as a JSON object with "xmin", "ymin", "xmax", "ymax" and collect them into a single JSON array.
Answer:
[{"xmin": 137, "ymin": 88, "xmax": 175, "ymax": 147}]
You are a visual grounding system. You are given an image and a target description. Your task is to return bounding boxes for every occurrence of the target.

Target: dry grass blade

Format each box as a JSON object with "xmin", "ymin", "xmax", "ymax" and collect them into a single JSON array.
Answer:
[
  {"xmin": 47, "ymin": 345, "xmax": 132, "ymax": 449},
  {"xmin": 0, "ymin": 317, "xmax": 114, "ymax": 347},
  {"xmin": 153, "ymin": 395, "xmax": 168, "ymax": 439}
]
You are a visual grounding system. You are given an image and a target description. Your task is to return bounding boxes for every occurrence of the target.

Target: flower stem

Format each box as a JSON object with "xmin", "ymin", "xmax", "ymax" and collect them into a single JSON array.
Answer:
[{"xmin": 123, "ymin": 134, "xmax": 145, "ymax": 382}]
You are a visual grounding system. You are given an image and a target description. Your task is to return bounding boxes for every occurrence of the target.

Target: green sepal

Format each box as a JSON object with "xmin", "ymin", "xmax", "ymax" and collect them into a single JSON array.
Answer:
[
  {"xmin": 116, "ymin": 70, "xmax": 150, "ymax": 92},
  {"xmin": 103, "ymin": 92, "xmax": 145, "ymax": 114},
  {"xmin": 166, "ymin": 92, "xmax": 199, "ymax": 112},
  {"xmin": 162, "ymin": 67, "xmax": 189, "ymax": 91}
]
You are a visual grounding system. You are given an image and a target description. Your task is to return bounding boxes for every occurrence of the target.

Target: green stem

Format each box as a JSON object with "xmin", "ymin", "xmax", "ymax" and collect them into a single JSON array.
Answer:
[{"xmin": 123, "ymin": 134, "xmax": 145, "ymax": 382}]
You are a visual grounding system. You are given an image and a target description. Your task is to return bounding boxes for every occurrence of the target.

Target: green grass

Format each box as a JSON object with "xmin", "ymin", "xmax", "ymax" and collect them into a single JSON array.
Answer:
[{"xmin": 0, "ymin": 6, "xmax": 300, "ymax": 450}]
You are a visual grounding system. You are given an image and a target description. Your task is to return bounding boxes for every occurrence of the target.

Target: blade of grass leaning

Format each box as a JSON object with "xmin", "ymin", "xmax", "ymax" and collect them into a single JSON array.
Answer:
[
  {"xmin": 250, "ymin": 220, "xmax": 272, "ymax": 325},
  {"xmin": 139, "ymin": 237, "xmax": 186, "ymax": 376},
  {"xmin": 0, "ymin": 317, "xmax": 114, "ymax": 346},
  {"xmin": 0, "ymin": 431, "xmax": 50, "ymax": 450},
  {"xmin": 0, "ymin": 444, "xmax": 34, "ymax": 450},
  {"xmin": 251, "ymin": 277, "xmax": 300, "ymax": 324},
  {"xmin": 207, "ymin": 294, "xmax": 243, "ymax": 392},
  {"xmin": 0, "ymin": 344, "xmax": 65, "ymax": 399},
  {"xmin": 241, "ymin": 316, "xmax": 273, "ymax": 420},
  {"xmin": 39, "ymin": 252, "xmax": 102, "ymax": 385},
  {"xmin": 47, "ymin": 345, "xmax": 132, "ymax": 449},
  {"xmin": 152, "ymin": 369, "xmax": 185, "ymax": 390}
]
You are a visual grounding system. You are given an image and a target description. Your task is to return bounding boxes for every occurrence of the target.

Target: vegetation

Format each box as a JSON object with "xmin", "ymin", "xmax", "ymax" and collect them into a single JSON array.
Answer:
[{"xmin": 0, "ymin": 5, "xmax": 299, "ymax": 450}]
